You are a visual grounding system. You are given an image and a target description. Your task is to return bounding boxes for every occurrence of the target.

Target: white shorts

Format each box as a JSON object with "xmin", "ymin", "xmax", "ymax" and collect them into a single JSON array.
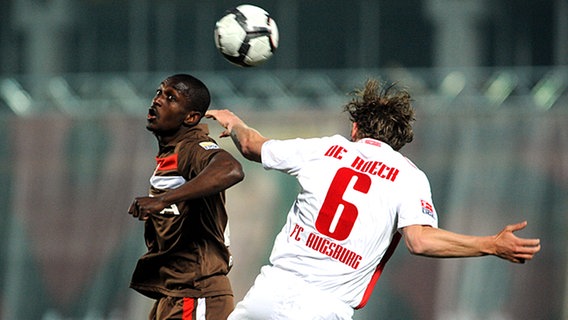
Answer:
[{"xmin": 229, "ymin": 265, "xmax": 354, "ymax": 320}]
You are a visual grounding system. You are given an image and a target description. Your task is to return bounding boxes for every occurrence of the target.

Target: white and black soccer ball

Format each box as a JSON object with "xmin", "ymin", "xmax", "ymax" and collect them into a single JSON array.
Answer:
[{"xmin": 214, "ymin": 4, "xmax": 279, "ymax": 67}]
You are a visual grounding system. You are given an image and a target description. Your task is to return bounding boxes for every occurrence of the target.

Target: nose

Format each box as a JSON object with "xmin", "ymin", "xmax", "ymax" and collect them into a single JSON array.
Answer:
[{"xmin": 152, "ymin": 95, "xmax": 162, "ymax": 107}]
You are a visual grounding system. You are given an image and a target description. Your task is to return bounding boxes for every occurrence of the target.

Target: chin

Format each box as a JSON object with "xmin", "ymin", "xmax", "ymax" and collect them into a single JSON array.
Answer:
[{"xmin": 145, "ymin": 123, "xmax": 157, "ymax": 132}]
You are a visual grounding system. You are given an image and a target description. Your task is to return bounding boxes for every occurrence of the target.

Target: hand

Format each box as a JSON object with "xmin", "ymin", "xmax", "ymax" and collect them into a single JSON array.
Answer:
[
  {"xmin": 206, "ymin": 109, "xmax": 267, "ymax": 162},
  {"xmin": 127, "ymin": 196, "xmax": 167, "ymax": 221},
  {"xmin": 205, "ymin": 109, "xmax": 245, "ymax": 138},
  {"xmin": 493, "ymin": 221, "xmax": 541, "ymax": 263}
]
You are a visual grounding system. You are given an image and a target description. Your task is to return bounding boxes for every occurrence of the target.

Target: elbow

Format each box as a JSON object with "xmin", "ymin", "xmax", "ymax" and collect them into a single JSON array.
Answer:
[
  {"xmin": 404, "ymin": 235, "xmax": 429, "ymax": 256},
  {"xmin": 233, "ymin": 130, "xmax": 264, "ymax": 163},
  {"xmin": 239, "ymin": 141, "xmax": 262, "ymax": 163},
  {"xmin": 227, "ymin": 162, "xmax": 245, "ymax": 186},
  {"xmin": 242, "ymin": 149, "xmax": 261, "ymax": 163},
  {"xmin": 235, "ymin": 165, "xmax": 245, "ymax": 183},
  {"xmin": 239, "ymin": 143, "xmax": 254, "ymax": 160},
  {"xmin": 406, "ymin": 241, "xmax": 425, "ymax": 256},
  {"xmin": 213, "ymin": 154, "xmax": 245, "ymax": 189},
  {"xmin": 402, "ymin": 225, "xmax": 437, "ymax": 257}
]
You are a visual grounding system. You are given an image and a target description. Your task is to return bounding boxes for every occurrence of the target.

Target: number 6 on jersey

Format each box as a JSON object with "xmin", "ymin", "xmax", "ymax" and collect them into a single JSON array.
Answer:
[{"xmin": 315, "ymin": 168, "xmax": 371, "ymax": 241}]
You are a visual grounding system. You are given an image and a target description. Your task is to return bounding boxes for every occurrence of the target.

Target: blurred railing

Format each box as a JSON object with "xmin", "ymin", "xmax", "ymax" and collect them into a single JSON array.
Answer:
[{"xmin": 1, "ymin": 66, "xmax": 567, "ymax": 116}]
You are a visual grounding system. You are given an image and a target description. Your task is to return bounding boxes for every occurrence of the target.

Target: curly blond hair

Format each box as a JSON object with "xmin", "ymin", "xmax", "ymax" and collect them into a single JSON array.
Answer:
[{"xmin": 343, "ymin": 79, "xmax": 415, "ymax": 151}]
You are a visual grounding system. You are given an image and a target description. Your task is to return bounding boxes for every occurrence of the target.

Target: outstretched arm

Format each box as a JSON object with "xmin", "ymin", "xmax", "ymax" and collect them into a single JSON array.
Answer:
[
  {"xmin": 206, "ymin": 109, "xmax": 269, "ymax": 163},
  {"xmin": 401, "ymin": 221, "xmax": 541, "ymax": 263}
]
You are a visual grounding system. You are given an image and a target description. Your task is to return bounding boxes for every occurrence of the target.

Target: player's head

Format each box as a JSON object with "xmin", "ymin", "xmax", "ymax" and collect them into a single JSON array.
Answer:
[
  {"xmin": 163, "ymin": 74, "xmax": 211, "ymax": 115},
  {"xmin": 344, "ymin": 79, "xmax": 415, "ymax": 151},
  {"xmin": 147, "ymin": 74, "xmax": 211, "ymax": 135}
]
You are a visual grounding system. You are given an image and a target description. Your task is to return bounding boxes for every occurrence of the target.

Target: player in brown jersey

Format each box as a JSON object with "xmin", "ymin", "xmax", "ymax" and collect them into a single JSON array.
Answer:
[{"xmin": 128, "ymin": 74, "xmax": 244, "ymax": 320}]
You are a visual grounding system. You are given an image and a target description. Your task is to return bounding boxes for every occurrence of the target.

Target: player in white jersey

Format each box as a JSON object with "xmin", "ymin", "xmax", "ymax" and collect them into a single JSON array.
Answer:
[
  {"xmin": 206, "ymin": 79, "xmax": 541, "ymax": 320},
  {"xmin": 262, "ymin": 134, "xmax": 436, "ymax": 310}
]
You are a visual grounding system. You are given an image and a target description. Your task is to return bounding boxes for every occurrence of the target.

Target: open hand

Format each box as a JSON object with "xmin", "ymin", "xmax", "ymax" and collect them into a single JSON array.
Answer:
[
  {"xmin": 493, "ymin": 221, "xmax": 541, "ymax": 263},
  {"xmin": 205, "ymin": 109, "xmax": 245, "ymax": 138}
]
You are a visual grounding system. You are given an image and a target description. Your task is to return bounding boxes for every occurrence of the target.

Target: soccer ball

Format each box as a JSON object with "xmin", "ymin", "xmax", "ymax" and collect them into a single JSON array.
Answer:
[{"xmin": 214, "ymin": 4, "xmax": 279, "ymax": 67}]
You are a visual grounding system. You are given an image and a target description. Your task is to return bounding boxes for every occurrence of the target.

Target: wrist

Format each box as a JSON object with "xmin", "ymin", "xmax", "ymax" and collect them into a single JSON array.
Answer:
[
  {"xmin": 228, "ymin": 120, "xmax": 245, "ymax": 133},
  {"xmin": 480, "ymin": 235, "xmax": 497, "ymax": 256},
  {"xmin": 157, "ymin": 194, "xmax": 171, "ymax": 207}
]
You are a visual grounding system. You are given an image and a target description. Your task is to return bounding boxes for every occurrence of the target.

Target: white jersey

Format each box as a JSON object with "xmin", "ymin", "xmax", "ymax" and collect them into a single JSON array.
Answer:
[{"xmin": 261, "ymin": 135, "xmax": 438, "ymax": 309}]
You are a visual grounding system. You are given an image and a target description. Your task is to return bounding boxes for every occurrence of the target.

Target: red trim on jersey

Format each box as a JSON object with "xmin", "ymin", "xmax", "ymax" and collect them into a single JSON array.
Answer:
[
  {"xmin": 156, "ymin": 154, "xmax": 178, "ymax": 171},
  {"xmin": 182, "ymin": 297, "xmax": 194, "ymax": 320},
  {"xmin": 355, "ymin": 232, "xmax": 402, "ymax": 309}
]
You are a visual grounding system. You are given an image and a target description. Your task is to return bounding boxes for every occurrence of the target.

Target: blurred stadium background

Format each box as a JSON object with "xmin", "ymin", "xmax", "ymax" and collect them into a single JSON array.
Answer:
[{"xmin": 0, "ymin": 0, "xmax": 566, "ymax": 319}]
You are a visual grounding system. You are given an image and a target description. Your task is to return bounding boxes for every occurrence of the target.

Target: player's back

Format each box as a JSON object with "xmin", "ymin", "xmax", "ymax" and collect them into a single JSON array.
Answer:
[{"xmin": 262, "ymin": 134, "xmax": 437, "ymax": 308}]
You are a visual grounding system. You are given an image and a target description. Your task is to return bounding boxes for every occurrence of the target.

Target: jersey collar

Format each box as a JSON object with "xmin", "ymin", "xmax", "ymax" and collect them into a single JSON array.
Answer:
[{"xmin": 159, "ymin": 124, "xmax": 209, "ymax": 148}]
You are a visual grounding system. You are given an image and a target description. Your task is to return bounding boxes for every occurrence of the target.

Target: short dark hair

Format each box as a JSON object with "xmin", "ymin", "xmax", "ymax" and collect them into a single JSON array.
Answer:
[
  {"xmin": 343, "ymin": 79, "xmax": 415, "ymax": 151},
  {"xmin": 164, "ymin": 74, "xmax": 211, "ymax": 115}
]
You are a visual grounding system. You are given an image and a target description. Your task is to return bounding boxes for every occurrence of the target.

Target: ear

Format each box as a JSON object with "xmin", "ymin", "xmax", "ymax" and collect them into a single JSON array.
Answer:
[
  {"xmin": 351, "ymin": 122, "xmax": 359, "ymax": 141},
  {"xmin": 184, "ymin": 111, "xmax": 202, "ymax": 126}
]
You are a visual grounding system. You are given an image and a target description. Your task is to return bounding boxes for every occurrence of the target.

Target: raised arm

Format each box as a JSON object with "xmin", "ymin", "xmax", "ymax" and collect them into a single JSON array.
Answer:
[
  {"xmin": 401, "ymin": 221, "xmax": 541, "ymax": 263},
  {"xmin": 206, "ymin": 109, "xmax": 269, "ymax": 163}
]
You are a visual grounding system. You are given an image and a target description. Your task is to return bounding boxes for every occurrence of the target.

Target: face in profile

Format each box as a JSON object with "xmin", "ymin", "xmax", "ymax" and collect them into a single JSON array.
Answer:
[{"xmin": 146, "ymin": 78, "xmax": 191, "ymax": 135}]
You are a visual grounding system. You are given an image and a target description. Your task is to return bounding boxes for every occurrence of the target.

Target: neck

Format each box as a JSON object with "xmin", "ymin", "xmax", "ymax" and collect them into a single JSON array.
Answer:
[{"xmin": 154, "ymin": 125, "xmax": 193, "ymax": 146}]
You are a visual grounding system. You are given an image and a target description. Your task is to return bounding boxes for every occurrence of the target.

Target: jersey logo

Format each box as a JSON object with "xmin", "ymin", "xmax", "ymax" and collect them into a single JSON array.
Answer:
[
  {"xmin": 159, "ymin": 203, "xmax": 181, "ymax": 216},
  {"xmin": 199, "ymin": 141, "xmax": 220, "ymax": 150},
  {"xmin": 421, "ymin": 200, "xmax": 435, "ymax": 218}
]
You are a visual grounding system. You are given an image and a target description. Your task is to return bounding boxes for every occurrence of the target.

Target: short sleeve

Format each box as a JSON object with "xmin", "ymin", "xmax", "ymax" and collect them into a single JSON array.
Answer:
[
  {"xmin": 397, "ymin": 170, "xmax": 438, "ymax": 230},
  {"xmin": 178, "ymin": 139, "xmax": 224, "ymax": 179},
  {"xmin": 261, "ymin": 138, "xmax": 316, "ymax": 175}
]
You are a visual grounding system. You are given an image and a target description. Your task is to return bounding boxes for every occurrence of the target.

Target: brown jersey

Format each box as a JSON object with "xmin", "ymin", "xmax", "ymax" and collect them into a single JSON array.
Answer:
[{"xmin": 130, "ymin": 124, "xmax": 233, "ymax": 299}]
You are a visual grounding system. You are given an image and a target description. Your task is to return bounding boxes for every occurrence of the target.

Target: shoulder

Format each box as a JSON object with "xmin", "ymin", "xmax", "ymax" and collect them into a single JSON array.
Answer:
[
  {"xmin": 262, "ymin": 135, "xmax": 347, "ymax": 161},
  {"xmin": 394, "ymin": 154, "xmax": 431, "ymax": 191},
  {"xmin": 261, "ymin": 135, "xmax": 350, "ymax": 171},
  {"xmin": 264, "ymin": 135, "xmax": 348, "ymax": 150},
  {"xmin": 176, "ymin": 127, "xmax": 226, "ymax": 171},
  {"xmin": 177, "ymin": 124, "xmax": 221, "ymax": 151}
]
